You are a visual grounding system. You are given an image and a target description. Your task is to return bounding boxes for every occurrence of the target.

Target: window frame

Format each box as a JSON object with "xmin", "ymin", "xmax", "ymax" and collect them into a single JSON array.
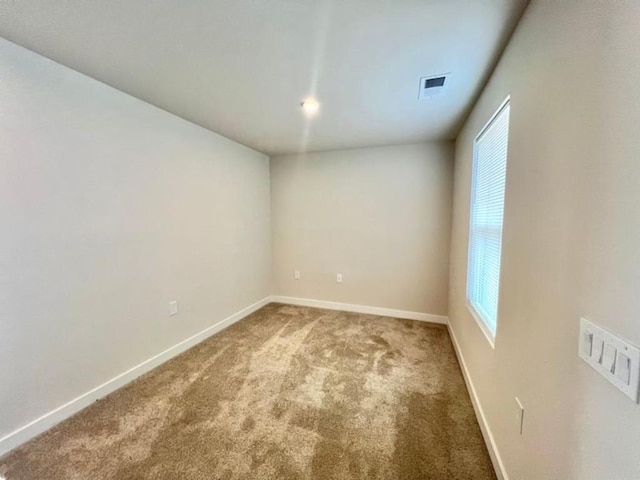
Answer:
[{"xmin": 466, "ymin": 96, "xmax": 511, "ymax": 348}]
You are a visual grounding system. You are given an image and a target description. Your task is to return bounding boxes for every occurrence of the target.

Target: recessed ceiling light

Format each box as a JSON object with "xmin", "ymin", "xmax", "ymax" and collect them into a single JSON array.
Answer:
[{"xmin": 301, "ymin": 98, "xmax": 320, "ymax": 114}]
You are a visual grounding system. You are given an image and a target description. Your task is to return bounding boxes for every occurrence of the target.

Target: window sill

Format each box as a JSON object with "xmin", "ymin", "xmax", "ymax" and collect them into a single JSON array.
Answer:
[{"xmin": 466, "ymin": 301, "xmax": 496, "ymax": 349}]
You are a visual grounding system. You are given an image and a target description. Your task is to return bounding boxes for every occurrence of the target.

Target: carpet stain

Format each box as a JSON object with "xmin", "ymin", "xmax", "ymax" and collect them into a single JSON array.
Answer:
[{"xmin": 0, "ymin": 303, "xmax": 496, "ymax": 479}]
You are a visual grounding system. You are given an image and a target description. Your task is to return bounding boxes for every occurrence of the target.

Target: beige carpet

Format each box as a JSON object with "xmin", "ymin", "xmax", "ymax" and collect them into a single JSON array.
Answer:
[{"xmin": 0, "ymin": 303, "xmax": 496, "ymax": 480}]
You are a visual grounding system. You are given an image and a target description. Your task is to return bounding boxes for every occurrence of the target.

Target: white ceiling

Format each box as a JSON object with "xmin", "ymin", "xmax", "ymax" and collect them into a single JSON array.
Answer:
[{"xmin": 0, "ymin": 0, "xmax": 528, "ymax": 155}]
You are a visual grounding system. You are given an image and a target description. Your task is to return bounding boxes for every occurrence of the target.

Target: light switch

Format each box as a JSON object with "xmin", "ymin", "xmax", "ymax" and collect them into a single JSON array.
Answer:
[
  {"xmin": 602, "ymin": 344, "xmax": 617, "ymax": 372},
  {"xmin": 581, "ymin": 330, "xmax": 593, "ymax": 357},
  {"xmin": 593, "ymin": 337, "xmax": 605, "ymax": 362},
  {"xmin": 616, "ymin": 352, "xmax": 631, "ymax": 384}
]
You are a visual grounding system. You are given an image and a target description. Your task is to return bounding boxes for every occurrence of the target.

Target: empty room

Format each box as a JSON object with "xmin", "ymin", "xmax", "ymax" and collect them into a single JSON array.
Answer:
[{"xmin": 1, "ymin": 1, "xmax": 639, "ymax": 479}]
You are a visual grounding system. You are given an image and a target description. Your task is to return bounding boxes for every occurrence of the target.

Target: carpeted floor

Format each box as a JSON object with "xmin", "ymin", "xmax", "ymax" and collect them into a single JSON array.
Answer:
[{"xmin": 0, "ymin": 303, "xmax": 496, "ymax": 480}]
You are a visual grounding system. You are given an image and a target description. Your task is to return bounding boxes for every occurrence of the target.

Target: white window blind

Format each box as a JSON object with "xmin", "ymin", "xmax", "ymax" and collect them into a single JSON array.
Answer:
[{"xmin": 467, "ymin": 99, "xmax": 510, "ymax": 339}]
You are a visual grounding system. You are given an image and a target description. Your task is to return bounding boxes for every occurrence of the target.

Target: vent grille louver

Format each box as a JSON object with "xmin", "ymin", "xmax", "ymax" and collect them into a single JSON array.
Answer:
[{"xmin": 425, "ymin": 76, "xmax": 446, "ymax": 89}]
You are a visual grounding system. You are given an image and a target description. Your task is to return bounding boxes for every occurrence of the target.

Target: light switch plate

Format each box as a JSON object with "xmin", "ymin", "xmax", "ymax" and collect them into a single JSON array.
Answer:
[{"xmin": 579, "ymin": 317, "xmax": 640, "ymax": 402}]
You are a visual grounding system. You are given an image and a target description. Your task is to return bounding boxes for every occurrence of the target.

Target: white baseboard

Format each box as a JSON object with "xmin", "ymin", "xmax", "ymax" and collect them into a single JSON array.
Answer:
[
  {"xmin": 447, "ymin": 323, "xmax": 508, "ymax": 480},
  {"xmin": 0, "ymin": 296, "xmax": 271, "ymax": 457},
  {"xmin": 269, "ymin": 295, "xmax": 448, "ymax": 325}
]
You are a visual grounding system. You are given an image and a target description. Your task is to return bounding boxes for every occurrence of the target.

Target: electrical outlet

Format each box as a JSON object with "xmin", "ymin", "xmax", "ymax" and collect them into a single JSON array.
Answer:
[
  {"xmin": 294, "ymin": 270, "xmax": 301, "ymax": 280},
  {"xmin": 169, "ymin": 301, "xmax": 178, "ymax": 316},
  {"xmin": 336, "ymin": 274, "xmax": 343, "ymax": 283},
  {"xmin": 514, "ymin": 397, "xmax": 524, "ymax": 435}
]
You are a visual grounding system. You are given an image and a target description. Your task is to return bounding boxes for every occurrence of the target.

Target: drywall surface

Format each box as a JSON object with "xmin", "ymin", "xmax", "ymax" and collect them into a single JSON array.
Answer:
[
  {"xmin": 0, "ymin": 0, "xmax": 529, "ymax": 154},
  {"xmin": 271, "ymin": 143, "xmax": 453, "ymax": 315},
  {"xmin": 449, "ymin": 1, "xmax": 640, "ymax": 478},
  {"xmin": 0, "ymin": 38, "xmax": 271, "ymax": 441}
]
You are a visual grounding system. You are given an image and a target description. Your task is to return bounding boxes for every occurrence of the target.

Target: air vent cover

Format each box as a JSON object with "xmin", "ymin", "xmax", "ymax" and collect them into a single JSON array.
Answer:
[{"xmin": 419, "ymin": 73, "xmax": 450, "ymax": 100}]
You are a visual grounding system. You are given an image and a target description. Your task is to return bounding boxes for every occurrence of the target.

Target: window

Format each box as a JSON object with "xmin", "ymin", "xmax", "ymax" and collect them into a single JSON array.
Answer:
[{"xmin": 467, "ymin": 98, "xmax": 510, "ymax": 343}]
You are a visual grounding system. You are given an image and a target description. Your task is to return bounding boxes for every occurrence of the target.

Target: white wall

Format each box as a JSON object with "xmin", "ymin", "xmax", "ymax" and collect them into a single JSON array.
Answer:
[
  {"xmin": 271, "ymin": 143, "xmax": 453, "ymax": 315},
  {"xmin": 449, "ymin": 1, "xmax": 640, "ymax": 478},
  {"xmin": 0, "ymin": 38, "xmax": 271, "ymax": 444}
]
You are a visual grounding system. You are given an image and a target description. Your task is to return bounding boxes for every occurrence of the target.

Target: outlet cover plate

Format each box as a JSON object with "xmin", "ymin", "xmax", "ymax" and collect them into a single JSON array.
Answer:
[
  {"xmin": 514, "ymin": 397, "xmax": 524, "ymax": 435},
  {"xmin": 169, "ymin": 301, "xmax": 178, "ymax": 316}
]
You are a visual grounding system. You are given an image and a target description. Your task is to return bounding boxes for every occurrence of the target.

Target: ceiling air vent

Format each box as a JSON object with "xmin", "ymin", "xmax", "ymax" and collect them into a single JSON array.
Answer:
[{"xmin": 418, "ymin": 73, "xmax": 450, "ymax": 100}]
